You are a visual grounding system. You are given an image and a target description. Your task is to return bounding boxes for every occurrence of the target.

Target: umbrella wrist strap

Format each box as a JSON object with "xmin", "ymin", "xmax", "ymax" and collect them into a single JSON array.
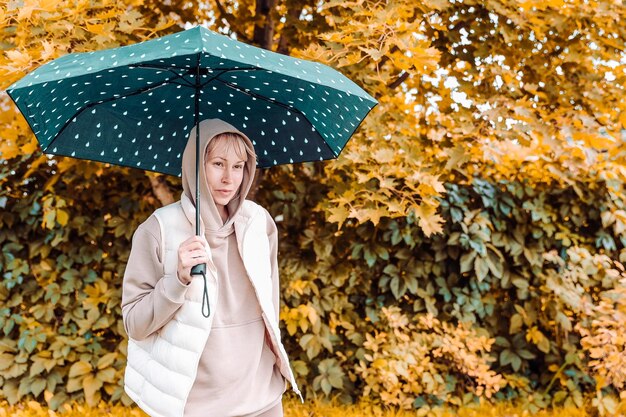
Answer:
[
  {"xmin": 191, "ymin": 263, "xmax": 210, "ymax": 318},
  {"xmin": 201, "ymin": 271, "xmax": 210, "ymax": 318}
]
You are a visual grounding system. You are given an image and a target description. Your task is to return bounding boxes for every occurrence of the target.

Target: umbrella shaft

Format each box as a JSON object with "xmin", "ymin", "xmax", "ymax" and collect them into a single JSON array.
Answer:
[
  {"xmin": 195, "ymin": 54, "xmax": 201, "ymax": 237},
  {"xmin": 191, "ymin": 54, "xmax": 207, "ymax": 283}
]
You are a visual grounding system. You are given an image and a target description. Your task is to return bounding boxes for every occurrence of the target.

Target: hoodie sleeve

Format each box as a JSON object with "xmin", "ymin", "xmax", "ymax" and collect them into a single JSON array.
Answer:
[
  {"xmin": 121, "ymin": 215, "xmax": 190, "ymax": 340},
  {"xmin": 263, "ymin": 208, "xmax": 281, "ymax": 323}
]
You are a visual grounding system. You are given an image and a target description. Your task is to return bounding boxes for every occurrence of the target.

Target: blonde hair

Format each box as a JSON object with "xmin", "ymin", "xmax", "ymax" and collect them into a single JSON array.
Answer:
[{"xmin": 205, "ymin": 132, "xmax": 256, "ymax": 162}]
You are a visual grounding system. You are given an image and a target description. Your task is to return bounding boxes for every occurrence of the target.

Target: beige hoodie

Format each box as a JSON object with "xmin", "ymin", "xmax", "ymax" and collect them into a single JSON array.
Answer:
[{"xmin": 122, "ymin": 119, "xmax": 285, "ymax": 416}]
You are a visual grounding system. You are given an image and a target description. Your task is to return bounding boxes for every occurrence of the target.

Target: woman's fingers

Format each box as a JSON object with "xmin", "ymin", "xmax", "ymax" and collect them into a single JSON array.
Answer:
[
  {"xmin": 177, "ymin": 236, "xmax": 210, "ymax": 284},
  {"xmin": 180, "ymin": 251, "xmax": 209, "ymax": 266}
]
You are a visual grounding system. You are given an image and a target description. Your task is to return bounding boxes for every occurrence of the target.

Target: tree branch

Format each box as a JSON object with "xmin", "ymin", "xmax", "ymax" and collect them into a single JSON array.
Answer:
[
  {"xmin": 387, "ymin": 71, "xmax": 410, "ymax": 91},
  {"xmin": 378, "ymin": 45, "xmax": 400, "ymax": 69}
]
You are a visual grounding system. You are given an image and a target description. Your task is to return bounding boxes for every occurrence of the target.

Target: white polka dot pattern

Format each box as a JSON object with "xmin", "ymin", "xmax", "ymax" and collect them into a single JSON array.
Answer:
[{"xmin": 7, "ymin": 26, "xmax": 377, "ymax": 176}]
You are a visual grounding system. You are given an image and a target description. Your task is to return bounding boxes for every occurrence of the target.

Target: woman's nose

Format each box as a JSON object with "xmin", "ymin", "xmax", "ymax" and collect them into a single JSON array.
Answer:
[{"xmin": 222, "ymin": 170, "xmax": 232, "ymax": 183}]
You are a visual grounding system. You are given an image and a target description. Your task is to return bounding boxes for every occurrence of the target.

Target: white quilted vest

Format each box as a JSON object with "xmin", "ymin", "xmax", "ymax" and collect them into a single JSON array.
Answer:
[{"xmin": 124, "ymin": 200, "xmax": 301, "ymax": 417}]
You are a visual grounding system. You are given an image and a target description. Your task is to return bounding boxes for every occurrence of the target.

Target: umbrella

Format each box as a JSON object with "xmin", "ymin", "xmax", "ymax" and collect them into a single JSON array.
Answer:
[{"xmin": 6, "ymin": 25, "xmax": 377, "ymax": 314}]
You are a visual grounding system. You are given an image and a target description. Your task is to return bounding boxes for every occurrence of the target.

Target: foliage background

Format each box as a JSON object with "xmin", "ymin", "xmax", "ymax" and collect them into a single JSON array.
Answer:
[{"xmin": 1, "ymin": 0, "xmax": 626, "ymax": 415}]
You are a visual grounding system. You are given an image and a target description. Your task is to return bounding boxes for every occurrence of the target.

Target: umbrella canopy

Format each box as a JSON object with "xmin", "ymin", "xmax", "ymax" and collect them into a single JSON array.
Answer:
[{"xmin": 6, "ymin": 25, "xmax": 377, "ymax": 176}]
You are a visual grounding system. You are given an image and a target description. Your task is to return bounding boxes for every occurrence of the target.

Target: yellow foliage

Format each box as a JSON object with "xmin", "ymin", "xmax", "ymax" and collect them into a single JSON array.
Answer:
[
  {"xmin": 579, "ymin": 282, "xmax": 626, "ymax": 391},
  {"xmin": 356, "ymin": 307, "xmax": 503, "ymax": 409},
  {"xmin": 0, "ymin": 398, "xmax": 598, "ymax": 417}
]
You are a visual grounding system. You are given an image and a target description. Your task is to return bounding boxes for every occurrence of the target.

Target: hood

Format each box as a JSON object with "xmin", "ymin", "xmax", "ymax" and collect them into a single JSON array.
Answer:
[{"xmin": 181, "ymin": 119, "xmax": 257, "ymax": 237}]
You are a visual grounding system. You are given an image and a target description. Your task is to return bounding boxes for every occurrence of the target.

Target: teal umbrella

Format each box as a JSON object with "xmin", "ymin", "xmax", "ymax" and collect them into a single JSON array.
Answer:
[
  {"xmin": 6, "ymin": 26, "xmax": 377, "ymax": 312},
  {"xmin": 7, "ymin": 26, "xmax": 377, "ymax": 173},
  {"xmin": 7, "ymin": 25, "xmax": 376, "ymax": 222}
]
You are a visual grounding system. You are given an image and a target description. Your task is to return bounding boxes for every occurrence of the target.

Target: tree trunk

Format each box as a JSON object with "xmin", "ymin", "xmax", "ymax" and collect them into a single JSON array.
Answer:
[
  {"xmin": 148, "ymin": 174, "xmax": 176, "ymax": 206},
  {"xmin": 248, "ymin": 0, "xmax": 278, "ymax": 200},
  {"xmin": 252, "ymin": 0, "xmax": 277, "ymax": 49}
]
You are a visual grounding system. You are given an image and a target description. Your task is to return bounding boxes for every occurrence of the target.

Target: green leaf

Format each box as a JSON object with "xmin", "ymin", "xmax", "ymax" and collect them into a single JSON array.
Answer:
[
  {"xmin": 474, "ymin": 256, "xmax": 489, "ymax": 282},
  {"xmin": 460, "ymin": 252, "xmax": 476, "ymax": 273},
  {"xmin": 390, "ymin": 276, "xmax": 406, "ymax": 299},
  {"xmin": 30, "ymin": 377, "xmax": 46, "ymax": 397},
  {"xmin": 42, "ymin": 209, "xmax": 56, "ymax": 229},
  {"xmin": 486, "ymin": 249, "xmax": 504, "ymax": 278},
  {"xmin": 320, "ymin": 378, "xmax": 332, "ymax": 395}
]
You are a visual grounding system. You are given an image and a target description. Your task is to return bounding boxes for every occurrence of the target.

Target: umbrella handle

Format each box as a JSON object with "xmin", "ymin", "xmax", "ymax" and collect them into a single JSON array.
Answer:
[{"xmin": 191, "ymin": 263, "xmax": 206, "ymax": 275}]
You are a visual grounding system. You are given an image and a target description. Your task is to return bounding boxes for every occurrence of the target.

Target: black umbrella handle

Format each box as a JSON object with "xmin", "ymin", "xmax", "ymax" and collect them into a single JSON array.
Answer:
[{"xmin": 191, "ymin": 263, "xmax": 206, "ymax": 275}]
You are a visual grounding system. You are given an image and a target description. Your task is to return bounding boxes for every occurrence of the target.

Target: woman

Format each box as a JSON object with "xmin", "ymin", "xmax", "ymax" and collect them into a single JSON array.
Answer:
[{"xmin": 122, "ymin": 119, "xmax": 301, "ymax": 417}]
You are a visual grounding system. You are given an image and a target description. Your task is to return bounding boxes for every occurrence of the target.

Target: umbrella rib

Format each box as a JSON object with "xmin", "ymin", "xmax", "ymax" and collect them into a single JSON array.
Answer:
[
  {"xmin": 214, "ymin": 79, "xmax": 295, "ymax": 112},
  {"xmin": 44, "ymin": 79, "xmax": 181, "ymax": 152},
  {"xmin": 129, "ymin": 65, "xmax": 196, "ymax": 88},
  {"xmin": 214, "ymin": 79, "xmax": 339, "ymax": 158},
  {"xmin": 131, "ymin": 63, "xmax": 262, "ymax": 80}
]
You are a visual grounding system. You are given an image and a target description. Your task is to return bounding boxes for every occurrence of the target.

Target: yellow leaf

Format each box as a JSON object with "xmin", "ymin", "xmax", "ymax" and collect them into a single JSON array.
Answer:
[
  {"xmin": 572, "ymin": 131, "xmax": 616, "ymax": 150},
  {"xmin": 0, "ymin": 353, "xmax": 14, "ymax": 371},
  {"xmin": 68, "ymin": 361, "xmax": 92, "ymax": 378},
  {"xmin": 5, "ymin": 49, "xmax": 32, "ymax": 69},
  {"xmin": 586, "ymin": 134, "xmax": 615, "ymax": 149},
  {"xmin": 82, "ymin": 374, "xmax": 102, "ymax": 406},
  {"xmin": 413, "ymin": 204, "xmax": 444, "ymax": 237},
  {"xmin": 327, "ymin": 205, "xmax": 350, "ymax": 226},
  {"xmin": 305, "ymin": 304, "xmax": 319, "ymax": 326},
  {"xmin": 96, "ymin": 353, "xmax": 116, "ymax": 370},
  {"xmin": 358, "ymin": 47, "xmax": 384, "ymax": 61},
  {"xmin": 372, "ymin": 148, "xmax": 395, "ymax": 163},
  {"xmin": 0, "ymin": 140, "xmax": 20, "ymax": 159},
  {"xmin": 85, "ymin": 23, "xmax": 105, "ymax": 35},
  {"xmin": 56, "ymin": 209, "xmax": 69, "ymax": 226},
  {"xmin": 422, "ymin": 0, "xmax": 453, "ymax": 10},
  {"xmin": 372, "ymin": 358, "xmax": 387, "ymax": 368},
  {"xmin": 387, "ymin": 200, "xmax": 404, "ymax": 213},
  {"xmin": 66, "ymin": 377, "xmax": 82, "ymax": 393},
  {"xmin": 379, "ymin": 177, "xmax": 397, "ymax": 189},
  {"xmin": 43, "ymin": 390, "xmax": 53, "ymax": 403},
  {"xmin": 352, "ymin": 208, "xmax": 385, "ymax": 226},
  {"xmin": 39, "ymin": 40, "xmax": 58, "ymax": 61},
  {"xmin": 445, "ymin": 145, "xmax": 471, "ymax": 171},
  {"xmin": 17, "ymin": 1, "xmax": 36, "ymax": 20},
  {"xmin": 39, "ymin": 0, "xmax": 61, "ymax": 12}
]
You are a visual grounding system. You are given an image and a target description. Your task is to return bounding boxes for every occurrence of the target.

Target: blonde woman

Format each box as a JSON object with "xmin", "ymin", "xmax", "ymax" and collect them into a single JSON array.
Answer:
[{"xmin": 122, "ymin": 119, "xmax": 300, "ymax": 417}]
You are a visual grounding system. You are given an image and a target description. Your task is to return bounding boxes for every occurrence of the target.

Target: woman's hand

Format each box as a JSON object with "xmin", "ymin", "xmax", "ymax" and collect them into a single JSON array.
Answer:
[{"xmin": 177, "ymin": 235, "xmax": 210, "ymax": 285}]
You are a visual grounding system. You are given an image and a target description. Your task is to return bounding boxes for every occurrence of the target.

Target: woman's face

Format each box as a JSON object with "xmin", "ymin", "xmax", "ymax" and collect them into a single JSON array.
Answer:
[{"xmin": 204, "ymin": 138, "xmax": 247, "ymax": 209}]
